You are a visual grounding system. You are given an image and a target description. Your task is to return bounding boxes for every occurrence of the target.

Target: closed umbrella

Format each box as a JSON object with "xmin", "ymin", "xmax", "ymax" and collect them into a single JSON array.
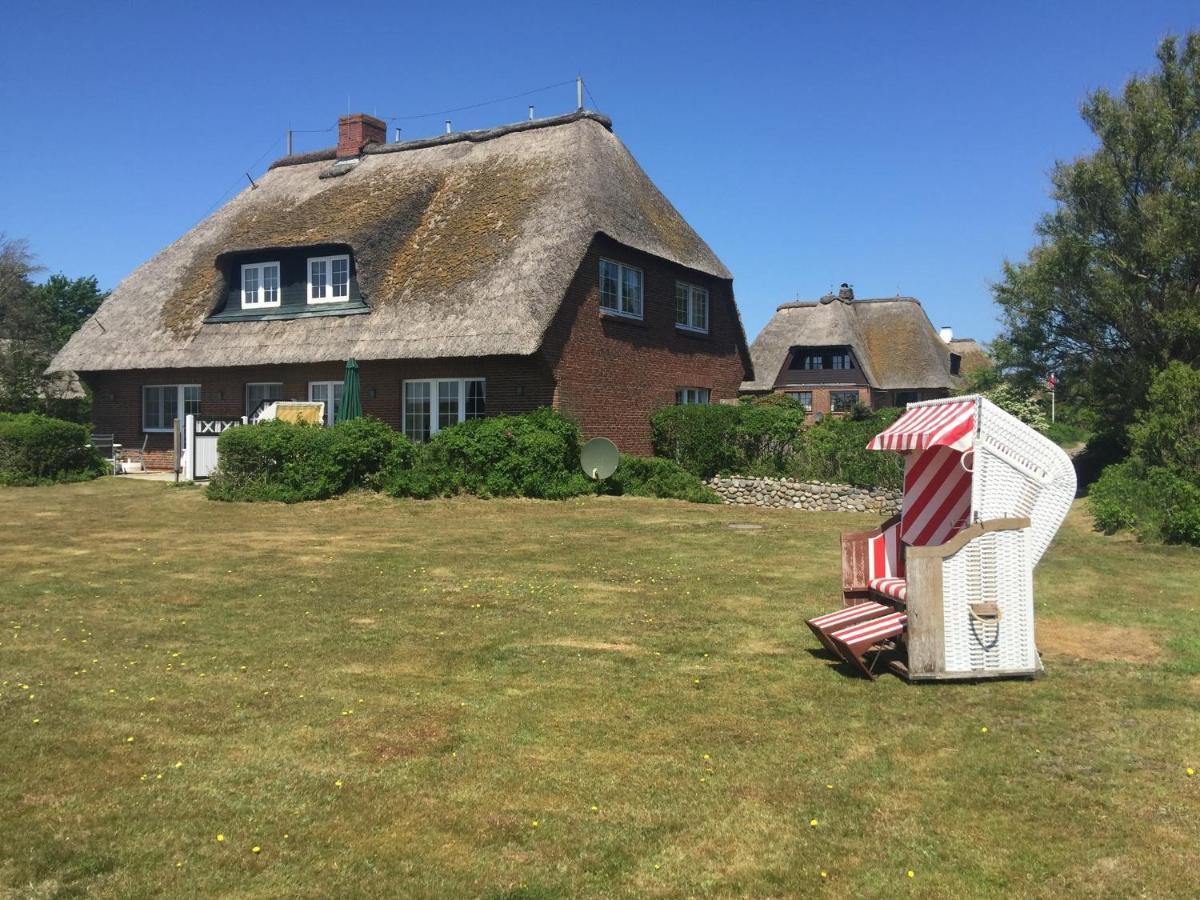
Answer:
[{"xmin": 336, "ymin": 358, "xmax": 362, "ymax": 423}]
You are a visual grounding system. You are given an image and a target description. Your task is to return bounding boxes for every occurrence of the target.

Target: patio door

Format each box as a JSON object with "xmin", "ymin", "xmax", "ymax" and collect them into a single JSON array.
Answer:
[{"xmin": 308, "ymin": 381, "xmax": 343, "ymax": 426}]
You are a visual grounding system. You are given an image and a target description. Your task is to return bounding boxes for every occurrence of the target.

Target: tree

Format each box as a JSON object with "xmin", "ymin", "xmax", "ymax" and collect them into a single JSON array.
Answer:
[
  {"xmin": 0, "ymin": 234, "xmax": 106, "ymax": 418},
  {"xmin": 992, "ymin": 32, "xmax": 1200, "ymax": 440}
]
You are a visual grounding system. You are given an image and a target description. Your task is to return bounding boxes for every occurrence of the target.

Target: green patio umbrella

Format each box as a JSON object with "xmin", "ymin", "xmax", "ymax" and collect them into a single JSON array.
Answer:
[{"xmin": 335, "ymin": 358, "xmax": 362, "ymax": 423}]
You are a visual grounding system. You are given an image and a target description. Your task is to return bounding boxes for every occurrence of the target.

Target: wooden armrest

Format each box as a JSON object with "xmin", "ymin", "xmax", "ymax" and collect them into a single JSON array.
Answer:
[{"xmin": 906, "ymin": 517, "xmax": 1031, "ymax": 561}]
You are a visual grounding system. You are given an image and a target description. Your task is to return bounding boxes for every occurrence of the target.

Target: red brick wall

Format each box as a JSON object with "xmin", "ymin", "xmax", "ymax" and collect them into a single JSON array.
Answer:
[
  {"xmin": 766, "ymin": 386, "xmax": 950, "ymax": 419},
  {"xmin": 539, "ymin": 236, "xmax": 752, "ymax": 454},
  {"xmin": 82, "ymin": 356, "xmax": 554, "ymax": 469}
]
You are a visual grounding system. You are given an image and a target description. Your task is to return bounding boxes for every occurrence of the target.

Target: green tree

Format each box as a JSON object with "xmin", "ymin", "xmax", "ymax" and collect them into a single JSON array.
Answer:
[
  {"xmin": 992, "ymin": 33, "xmax": 1200, "ymax": 440},
  {"xmin": 0, "ymin": 234, "xmax": 106, "ymax": 418}
]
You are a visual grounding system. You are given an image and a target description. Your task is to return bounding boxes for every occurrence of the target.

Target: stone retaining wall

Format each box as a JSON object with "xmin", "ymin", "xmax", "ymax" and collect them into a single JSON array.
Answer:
[{"xmin": 707, "ymin": 475, "xmax": 901, "ymax": 514}]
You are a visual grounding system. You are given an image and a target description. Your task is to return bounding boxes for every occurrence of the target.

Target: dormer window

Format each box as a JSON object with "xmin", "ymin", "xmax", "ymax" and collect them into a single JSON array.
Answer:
[
  {"xmin": 308, "ymin": 253, "xmax": 351, "ymax": 304},
  {"xmin": 241, "ymin": 262, "xmax": 281, "ymax": 308},
  {"xmin": 789, "ymin": 347, "xmax": 855, "ymax": 371}
]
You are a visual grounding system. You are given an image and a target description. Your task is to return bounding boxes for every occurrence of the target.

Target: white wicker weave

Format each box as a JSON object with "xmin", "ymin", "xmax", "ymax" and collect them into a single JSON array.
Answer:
[{"xmin": 898, "ymin": 395, "xmax": 1075, "ymax": 678}]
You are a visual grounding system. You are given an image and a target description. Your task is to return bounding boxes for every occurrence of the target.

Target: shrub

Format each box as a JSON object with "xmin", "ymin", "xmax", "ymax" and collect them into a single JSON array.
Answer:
[
  {"xmin": 600, "ymin": 454, "xmax": 720, "ymax": 503},
  {"xmin": 1089, "ymin": 459, "xmax": 1200, "ymax": 545},
  {"xmin": 981, "ymin": 382, "xmax": 1049, "ymax": 433},
  {"xmin": 650, "ymin": 402, "xmax": 808, "ymax": 479},
  {"xmin": 650, "ymin": 404, "xmax": 745, "ymax": 478},
  {"xmin": 1128, "ymin": 361, "xmax": 1200, "ymax": 484},
  {"xmin": 789, "ymin": 408, "xmax": 905, "ymax": 489},
  {"xmin": 383, "ymin": 408, "xmax": 592, "ymax": 500},
  {"xmin": 207, "ymin": 417, "xmax": 415, "ymax": 503},
  {"xmin": 0, "ymin": 413, "xmax": 105, "ymax": 485}
]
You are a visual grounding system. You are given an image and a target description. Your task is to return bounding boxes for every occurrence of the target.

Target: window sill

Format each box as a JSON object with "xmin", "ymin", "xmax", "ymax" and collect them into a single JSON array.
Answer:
[
  {"xmin": 675, "ymin": 324, "xmax": 710, "ymax": 337},
  {"xmin": 600, "ymin": 309, "xmax": 646, "ymax": 325}
]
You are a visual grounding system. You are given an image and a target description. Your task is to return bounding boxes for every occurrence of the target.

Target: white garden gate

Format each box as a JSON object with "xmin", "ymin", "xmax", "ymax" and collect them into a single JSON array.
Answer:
[{"xmin": 183, "ymin": 415, "xmax": 246, "ymax": 480}]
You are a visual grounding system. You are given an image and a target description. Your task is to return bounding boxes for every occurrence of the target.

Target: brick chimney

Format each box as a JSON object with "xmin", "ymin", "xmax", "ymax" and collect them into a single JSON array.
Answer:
[
  {"xmin": 837, "ymin": 282, "xmax": 854, "ymax": 302},
  {"xmin": 337, "ymin": 113, "xmax": 387, "ymax": 158}
]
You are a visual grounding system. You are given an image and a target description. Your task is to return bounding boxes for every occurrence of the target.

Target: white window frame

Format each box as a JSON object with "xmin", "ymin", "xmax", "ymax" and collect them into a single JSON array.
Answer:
[
  {"xmin": 308, "ymin": 381, "xmax": 343, "ymax": 426},
  {"xmin": 142, "ymin": 384, "xmax": 201, "ymax": 433},
  {"xmin": 785, "ymin": 390, "xmax": 813, "ymax": 411},
  {"xmin": 675, "ymin": 387, "xmax": 711, "ymax": 405},
  {"xmin": 675, "ymin": 281, "xmax": 709, "ymax": 333},
  {"xmin": 240, "ymin": 261, "xmax": 281, "ymax": 308},
  {"xmin": 402, "ymin": 378, "xmax": 486, "ymax": 441},
  {"xmin": 599, "ymin": 258, "xmax": 644, "ymax": 320},
  {"xmin": 307, "ymin": 254, "xmax": 351, "ymax": 304},
  {"xmin": 246, "ymin": 382, "xmax": 283, "ymax": 417}
]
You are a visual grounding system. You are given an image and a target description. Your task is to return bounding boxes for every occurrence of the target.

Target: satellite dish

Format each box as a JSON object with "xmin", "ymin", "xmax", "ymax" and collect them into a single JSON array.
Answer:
[{"xmin": 580, "ymin": 437, "xmax": 619, "ymax": 481}]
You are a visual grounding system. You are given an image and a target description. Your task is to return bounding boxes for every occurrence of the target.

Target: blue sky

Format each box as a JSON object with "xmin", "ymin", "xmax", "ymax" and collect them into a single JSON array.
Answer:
[{"xmin": 2, "ymin": 0, "xmax": 1197, "ymax": 345}]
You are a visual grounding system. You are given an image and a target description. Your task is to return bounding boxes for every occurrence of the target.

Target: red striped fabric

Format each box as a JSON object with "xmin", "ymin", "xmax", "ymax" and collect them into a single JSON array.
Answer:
[
  {"xmin": 831, "ymin": 612, "xmax": 908, "ymax": 643},
  {"xmin": 808, "ymin": 602, "xmax": 889, "ymax": 629},
  {"xmin": 869, "ymin": 577, "xmax": 908, "ymax": 603},
  {"xmin": 867, "ymin": 399, "xmax": 977, "ymax": 453},
  {"xmin": 868, "ymin": 522, "xmax": 904, "ymax": 580},
  {"xmin": 900, "ymin": 445, "xmax": 972, "ymax": 546}
]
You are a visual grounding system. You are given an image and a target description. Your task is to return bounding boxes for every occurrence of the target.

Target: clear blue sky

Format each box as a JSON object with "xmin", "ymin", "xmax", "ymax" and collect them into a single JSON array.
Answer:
[{"xmin": 2, "ymin": 0, "xmax": 1197, "ymax": 345}]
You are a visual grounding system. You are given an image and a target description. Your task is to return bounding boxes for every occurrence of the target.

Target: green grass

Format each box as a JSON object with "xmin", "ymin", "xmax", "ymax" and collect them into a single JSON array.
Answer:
[{"xmin": 1, "ymin": 480, "xmax": 1198, "ymax": 898}]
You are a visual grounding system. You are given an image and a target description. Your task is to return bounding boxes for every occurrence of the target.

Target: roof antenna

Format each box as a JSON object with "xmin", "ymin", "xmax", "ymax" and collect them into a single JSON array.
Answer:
[
  {"xmin": 245, "ymin": 172, "xmax": 258, "ymax": 190},
  {"xmin": 577, "ymin": 75, "xmax": 584, "ymax": 111}
]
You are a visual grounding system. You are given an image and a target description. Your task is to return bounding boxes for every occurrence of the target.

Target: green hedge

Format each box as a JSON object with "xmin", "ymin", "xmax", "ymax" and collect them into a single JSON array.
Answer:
[
  {"xmin": 650, "ymin": 400, "xmax": 808, "ymax": 479},
  {"xmin": 0, "ymin": 413, "xmax": 106, "ymax": 485},
  {"xmin": 207, "ymin": 417, "xmax": 414, "ymax": 503},
  {"xmin": 599, "ymin": 454, "xmax": 720, "ymax": 503},
  {"xmin": 790, "ymin": 408, "xmax": 904, "ymax": 488},
  {"xmin": 1089, "ymin": 459, "xmax": 1200, "ymax": 546},
  {"xmin": 382, "ymin": 408, "xmax": 592, "ymax": 500},
  {"xmin": 650, "ymin": 401, "xmax": 903, "ymax": 488}
]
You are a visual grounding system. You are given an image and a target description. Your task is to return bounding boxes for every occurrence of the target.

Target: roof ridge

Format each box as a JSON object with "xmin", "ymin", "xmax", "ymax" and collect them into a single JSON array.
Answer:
[{"xmin": 269, "ymin": 110, "xmax": 613, "ymax": 170}]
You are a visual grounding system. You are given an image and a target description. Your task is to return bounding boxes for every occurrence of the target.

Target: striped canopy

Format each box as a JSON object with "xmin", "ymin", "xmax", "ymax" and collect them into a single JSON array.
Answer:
[{"xmin": 867, "ymin": 399, "xmax": 977, "ymax": 453}]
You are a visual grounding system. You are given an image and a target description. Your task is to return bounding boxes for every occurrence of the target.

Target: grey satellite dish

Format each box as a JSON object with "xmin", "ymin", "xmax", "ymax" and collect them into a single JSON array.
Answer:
[{"xmin": 580, "ymin": 437, "xmax": 619, "ymax": 481}]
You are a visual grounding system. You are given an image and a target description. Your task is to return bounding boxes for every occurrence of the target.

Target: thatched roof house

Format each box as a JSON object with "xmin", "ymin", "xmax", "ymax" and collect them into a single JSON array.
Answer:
[
  {"xmin": 742, "ymin": 284, "xmax": 985, "ymax": 415},
  {"xmin": 52, "ymin": 110, "xmax": 751, "ymax": 466}
]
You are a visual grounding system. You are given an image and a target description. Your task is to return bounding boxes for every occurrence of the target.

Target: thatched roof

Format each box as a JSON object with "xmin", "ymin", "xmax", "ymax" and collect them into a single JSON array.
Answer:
[
  {"xmin": 51, "ymin": 111, "xmax": 730, "ymax": 373},
  {"xmin": 742, "ymin": 295, "xmax": 962, "ymax": 392},
  {"xmin": 948, "ymin": 337, "xmax": 993, "ymax": 377}
]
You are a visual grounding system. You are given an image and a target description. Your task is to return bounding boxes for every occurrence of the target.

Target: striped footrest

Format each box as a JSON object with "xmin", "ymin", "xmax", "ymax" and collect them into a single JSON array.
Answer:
[
  {"xmin": 828, "ymin": 612, "xmax": 908, "ymax": 680},
  {"xmin": 806, "ymin": 601, "xmax": 891, "ymax": 655}
]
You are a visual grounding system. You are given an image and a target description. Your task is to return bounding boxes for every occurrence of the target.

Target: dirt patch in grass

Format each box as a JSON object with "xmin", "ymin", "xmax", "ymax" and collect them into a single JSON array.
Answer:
[
  {"xmin": 1039, "ymin": 619, "xmax": 1164, "ymax": 663},
  {"xmin": 544, "ymin": 638, "xmax": 639, "ymax": 653}
]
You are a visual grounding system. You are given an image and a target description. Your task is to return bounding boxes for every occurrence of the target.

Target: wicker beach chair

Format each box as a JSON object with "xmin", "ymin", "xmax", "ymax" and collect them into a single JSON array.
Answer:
[{"xmin": 811, "ymin": 396, "xmax": 1076, "ymax": 681}]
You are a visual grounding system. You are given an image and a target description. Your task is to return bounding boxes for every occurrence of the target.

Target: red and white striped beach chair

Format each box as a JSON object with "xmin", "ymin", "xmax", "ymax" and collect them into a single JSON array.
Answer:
[{"xmin": 816, "ymin": 396, "xmax": 1076, "ymax": 681}]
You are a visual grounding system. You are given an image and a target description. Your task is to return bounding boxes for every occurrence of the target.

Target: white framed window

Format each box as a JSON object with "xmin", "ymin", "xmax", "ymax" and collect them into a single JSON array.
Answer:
[
  {"xmin": 785, "ymin": 390, "xmax": 813, "ymax": 411},
  {"xmin": 308, "ymin": 254, "xmax": 351, "ymax": 304},
  {"xmin": 599, "ymin": 259, "xmax": 643, "ymax": 319},
  {"xmin": 675, "ymin": 282, "xmax": 709, "ymax": 332},
  {"xmin": 241, "ymin": 262, "xmax": 281, "ymax": 308},
  {"xmin": 403, "ymin": 378, "xmax": 485, "ymax": 442},
  {"xmin": 142, "ymin": 384, "xmax": 201, "ymax": 432},
  {"xmin": 246, "ymin": 382, "xmax": 283, "ymax": 417},
  {"xmin": 308, "ymin": 381, "xmax": 343, "ymax": 426},
  {"xmin": 675, "ymin": 387, "xmax": 710, "ymax": 405}
]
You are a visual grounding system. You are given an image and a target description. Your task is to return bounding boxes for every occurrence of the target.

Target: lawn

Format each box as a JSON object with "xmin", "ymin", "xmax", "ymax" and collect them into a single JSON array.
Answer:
[{"xmin": 1, "ymin": 480, "xmax": 1198, "ymax": 898}]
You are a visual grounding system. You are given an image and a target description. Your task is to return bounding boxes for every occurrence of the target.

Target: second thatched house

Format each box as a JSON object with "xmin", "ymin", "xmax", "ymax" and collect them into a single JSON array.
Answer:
[
  {"xmin": 50, "ymin": 110, "xmax": 752, "ymax": 466},
  {"xmin": 741, "ymin": 284, "xmax": 987, "ymax": 414}
]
